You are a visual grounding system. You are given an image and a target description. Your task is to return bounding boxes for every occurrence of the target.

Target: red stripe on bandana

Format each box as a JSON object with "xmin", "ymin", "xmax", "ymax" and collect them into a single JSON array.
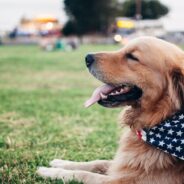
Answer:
[{"xmin": 136, "ymin": 130, "xmax": 142, "ymax": 140}]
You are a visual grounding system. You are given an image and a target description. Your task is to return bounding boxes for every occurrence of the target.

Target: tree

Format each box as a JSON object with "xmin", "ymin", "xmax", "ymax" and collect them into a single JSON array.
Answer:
[
  {"xmin": 121, "ymin": 0, "xmax": 169, "ymax": 19},
  {"xmin": 63, "ymin": 0, "xmax": 119, "ymax": 35}
]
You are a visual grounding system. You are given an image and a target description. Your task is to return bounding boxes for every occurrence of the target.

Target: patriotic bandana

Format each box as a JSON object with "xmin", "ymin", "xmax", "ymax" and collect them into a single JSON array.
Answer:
[{"xmin": 136, "ymin": 111, "xmax": 184, "ymax": 160}]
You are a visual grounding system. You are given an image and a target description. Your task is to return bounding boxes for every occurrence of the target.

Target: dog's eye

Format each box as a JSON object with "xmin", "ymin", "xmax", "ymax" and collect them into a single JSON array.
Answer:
[{"xmin": 126, "ymin": 53, "xmax": 139, "ymax": 61}]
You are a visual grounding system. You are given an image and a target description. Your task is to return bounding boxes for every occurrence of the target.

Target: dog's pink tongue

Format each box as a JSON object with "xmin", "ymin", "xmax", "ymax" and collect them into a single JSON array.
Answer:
[{"xmin": 84, "ymin": 84, "xmax": 114, "ymax": 108}]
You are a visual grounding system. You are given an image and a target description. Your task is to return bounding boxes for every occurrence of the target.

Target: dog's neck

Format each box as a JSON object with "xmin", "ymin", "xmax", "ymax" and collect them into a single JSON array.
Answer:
[
  {"xmin": 122, "ymin": 107, "xmax": 174, "ymax": 130},
  {"xmin": 122, "ymin": 94, "xmax": 180, "ymax": 130}
]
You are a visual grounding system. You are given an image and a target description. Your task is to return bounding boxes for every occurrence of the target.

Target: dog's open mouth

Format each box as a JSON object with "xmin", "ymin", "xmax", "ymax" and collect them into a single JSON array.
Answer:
[{"xmin": 85, "ymin": 83, "xmax": 142, "ymax": 108}]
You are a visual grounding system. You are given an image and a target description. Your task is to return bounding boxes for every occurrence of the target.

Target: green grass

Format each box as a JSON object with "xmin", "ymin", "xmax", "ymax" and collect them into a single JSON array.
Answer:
[{"xmin": 0, "ymin": 44, "xmax": 121, "ymax": 183}]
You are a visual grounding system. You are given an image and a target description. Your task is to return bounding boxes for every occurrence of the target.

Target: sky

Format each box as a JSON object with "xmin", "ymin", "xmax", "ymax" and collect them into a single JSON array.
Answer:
[
  {"xmin": 0, "ymin": 0, "xmax": 67, "ymax": 31},
  {"xmin": 0, "ymin": 0, "xmax": 183, "ymax": 31},
  {"xmin": 161, "ymin": 0, "xmax": 184, "ymax": 31}
]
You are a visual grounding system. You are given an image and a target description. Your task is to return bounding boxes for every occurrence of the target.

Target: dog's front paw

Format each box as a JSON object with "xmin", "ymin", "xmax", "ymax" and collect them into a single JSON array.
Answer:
[
  {"xmin": 37, "ymin": 167, "xmax": 68, "ymax": 179},
  {"xmin": 50, "ymin": 159, "xmax": 73, "ymax": 168}
]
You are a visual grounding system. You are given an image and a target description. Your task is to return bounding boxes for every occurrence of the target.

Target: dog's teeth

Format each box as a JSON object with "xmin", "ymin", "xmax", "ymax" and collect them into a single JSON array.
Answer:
[
  {"xmin": 123, "ymin": 86, "xmax": 131, "ymax": 93},
  {"xmin": 108, "ymin": 85, "xmax": 132, "ymax": 96},
  {"xmin": 120, "ymin": 89, "xmax": 125, "ymax": 93},
  {"xmin": 100, "ymin": 93, "xmax": 107, "ymax": 99},
  {"xmin": 115, "ymin": 91, "xmax": 119, "ymax": 94},
  {"xmin": 100, "ymin": 93, "xmax": 105, "ymax": 98},
  {"xmin": 125, "ymin": 86, "xmax": 130, "ymax": 90}
]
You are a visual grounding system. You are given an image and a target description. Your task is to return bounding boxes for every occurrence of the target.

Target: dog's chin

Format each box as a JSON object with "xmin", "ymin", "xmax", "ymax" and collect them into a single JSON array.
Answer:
[{"xmin": 98, "ymin": 85, "xmax": 143, "ymax": 108}]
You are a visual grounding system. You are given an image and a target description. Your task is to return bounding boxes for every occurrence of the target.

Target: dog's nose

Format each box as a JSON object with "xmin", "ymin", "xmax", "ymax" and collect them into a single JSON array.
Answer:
[{"xmin": 85, "ymin": 54, "xmax": 95, "ymax": 68}]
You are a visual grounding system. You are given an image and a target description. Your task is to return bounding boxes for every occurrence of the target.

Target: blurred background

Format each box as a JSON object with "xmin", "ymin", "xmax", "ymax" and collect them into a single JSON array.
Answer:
[
  {"xmin": 0, "ymin": 1, "xmax": 184, "ymax": 183},
  {"xmin": 1, "ymin": 0, "xmax": 184, "ymax": 47}
]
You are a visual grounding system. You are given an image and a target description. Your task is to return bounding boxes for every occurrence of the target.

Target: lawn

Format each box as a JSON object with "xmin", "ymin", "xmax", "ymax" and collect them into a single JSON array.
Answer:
[{"xmin": 0, "ymin": 44, "xmax": 122, "ymax": 183}]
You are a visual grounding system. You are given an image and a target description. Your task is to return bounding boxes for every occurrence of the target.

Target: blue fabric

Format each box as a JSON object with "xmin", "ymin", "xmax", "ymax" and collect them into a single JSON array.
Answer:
[{"xmin": 141, "ymin": 111, "xmax": 184, "ymax": 160}]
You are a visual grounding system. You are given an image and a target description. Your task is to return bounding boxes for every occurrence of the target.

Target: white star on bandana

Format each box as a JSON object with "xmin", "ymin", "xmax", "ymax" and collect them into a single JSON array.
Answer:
[{"xmin": 137, "ymin": 111, "xmax": 184, "ymax": 160}]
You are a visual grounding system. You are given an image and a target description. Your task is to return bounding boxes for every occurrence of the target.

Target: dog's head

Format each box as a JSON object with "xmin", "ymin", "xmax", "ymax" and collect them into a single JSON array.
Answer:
[{"xmin": 85, "ymin": 37, "xmax": 184, "ymax": 114}]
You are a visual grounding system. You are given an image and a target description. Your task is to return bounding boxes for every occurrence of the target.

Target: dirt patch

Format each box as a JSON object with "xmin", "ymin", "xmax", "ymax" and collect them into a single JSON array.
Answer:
[{"xmin": 0, "ymin": 112, "xmax": 35, "ymax": 126}]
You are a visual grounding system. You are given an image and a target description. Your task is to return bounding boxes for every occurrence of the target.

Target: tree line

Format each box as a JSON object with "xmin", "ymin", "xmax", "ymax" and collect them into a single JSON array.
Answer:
[{"xmin": 63, "ymin": 0, "xmax": 169, "ymax": 36}]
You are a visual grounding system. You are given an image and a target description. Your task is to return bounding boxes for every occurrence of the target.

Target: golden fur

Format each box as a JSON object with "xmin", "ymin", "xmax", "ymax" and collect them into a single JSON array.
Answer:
[{"xmin": 37, "ymin": 37, "xmax": 184, "ymax": 184}]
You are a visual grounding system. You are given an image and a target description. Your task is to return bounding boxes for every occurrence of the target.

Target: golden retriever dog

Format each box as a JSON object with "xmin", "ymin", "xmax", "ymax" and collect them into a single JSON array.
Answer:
[{"xmin": 37, "ymin": 37, "xmax": 184, "ymax": 184}]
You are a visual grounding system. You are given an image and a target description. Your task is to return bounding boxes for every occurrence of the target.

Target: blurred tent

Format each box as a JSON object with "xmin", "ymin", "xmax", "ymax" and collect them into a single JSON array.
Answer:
[
  {"xmin": 16, "ymin": 16, "xmax": 62, "ymax": 37},
  {"xmin": 113, "ymin": 17, "xmax": 165, "ymax": 44},
  {"xmin": 3, "ymin": 15, "xmax": 63, "ymax": 45}
]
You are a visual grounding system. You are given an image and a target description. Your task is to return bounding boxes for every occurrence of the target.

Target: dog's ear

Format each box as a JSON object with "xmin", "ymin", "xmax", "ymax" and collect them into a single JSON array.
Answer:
[{"xmin": 172, "ymin": 68, "xmax": 184, "ymax": 108}]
